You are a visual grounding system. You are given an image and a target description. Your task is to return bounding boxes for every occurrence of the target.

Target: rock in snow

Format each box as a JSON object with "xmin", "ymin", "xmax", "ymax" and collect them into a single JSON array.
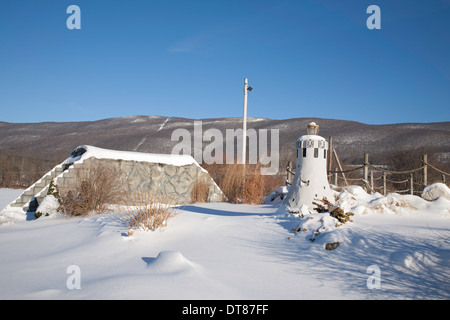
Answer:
[{"xmin": 422, "ymin": 183, "xmax": 450, "ymax": 201}]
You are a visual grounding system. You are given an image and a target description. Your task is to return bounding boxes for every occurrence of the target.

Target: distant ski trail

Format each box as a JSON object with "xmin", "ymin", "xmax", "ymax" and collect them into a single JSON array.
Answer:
[
  {"xmin": 135, "ymin": 117, "xmax": 170, "ymax": 151},
  {"xmin": 158, "ymin": 117, "xmax": 170, "ymax": 132},
  {"xmin": 134, "ymin": 136, "xmax": 146, "ymax": 151}
]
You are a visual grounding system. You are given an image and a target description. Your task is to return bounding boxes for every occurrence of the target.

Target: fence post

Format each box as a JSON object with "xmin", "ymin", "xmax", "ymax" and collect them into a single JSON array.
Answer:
[
  {"xmin": 334, "ymin": 167, "xmax": 338, "ymax": 186},
  {"xmin": 370, "ymin": 170, "xmax": 374, "ymax": 191},
  {"xmin": 422, "ymin": 154, "xmax": 428, "ymax": 187},
  {"xmin": 383, "ymin": 172, "xmax": 386, "ymax": 196},
  {"xmin": 286, "ymin": 161, "xmax": 292, "ymax": 185},
  {"xmin": 410, "ymin": 174, "xmax": 414, "ymax": 195},
  {"xmin": 333, "ymin": 149, "xmax": 348, "ymax": 186},
  {"xmin": 363, "ymin": 153, "xmax": 369, "ymax": 184}
]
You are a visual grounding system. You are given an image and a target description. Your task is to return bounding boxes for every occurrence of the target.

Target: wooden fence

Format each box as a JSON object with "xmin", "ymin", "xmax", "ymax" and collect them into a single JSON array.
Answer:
[{"xmin": 286, "ymin": 153, "xmax": 450, "ymax": 195}]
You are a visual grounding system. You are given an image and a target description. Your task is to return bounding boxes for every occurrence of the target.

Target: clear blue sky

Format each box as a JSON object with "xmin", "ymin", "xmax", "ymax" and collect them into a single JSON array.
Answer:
[{"xmin": 1, "ymin": 0, "xmax": 449, "ymax": 124}]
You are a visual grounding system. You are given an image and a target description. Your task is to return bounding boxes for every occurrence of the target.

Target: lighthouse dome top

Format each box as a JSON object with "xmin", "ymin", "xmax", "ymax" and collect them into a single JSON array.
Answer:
[
  {"xmin": 297, "ymin": 121, "xmax": 326, "ymax": 144},
  {"xmin": 306, "ymin": 122, "xmax": 320, "ymax": 135}
]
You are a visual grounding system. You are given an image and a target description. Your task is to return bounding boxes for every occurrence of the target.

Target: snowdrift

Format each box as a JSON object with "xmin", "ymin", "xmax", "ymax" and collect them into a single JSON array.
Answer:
[{"xmin": 0, "ymin": 185, "xmax": 449, "ymax": 299}]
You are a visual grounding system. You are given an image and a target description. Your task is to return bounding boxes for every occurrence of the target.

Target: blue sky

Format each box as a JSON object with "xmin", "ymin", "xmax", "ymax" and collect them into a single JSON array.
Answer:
[{"xmin": 0, "ymin": 0, "xmax": 449, "ymax": 124}]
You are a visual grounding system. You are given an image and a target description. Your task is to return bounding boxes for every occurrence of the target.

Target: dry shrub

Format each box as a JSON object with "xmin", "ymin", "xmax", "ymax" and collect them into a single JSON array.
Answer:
[
  {"xmin": 120, "ymin": 190, "xmax": 178, "ymax": 232},
  {"xmin": 191, "ymin": 177, "xmax": 208, "ymax": 203},
  {"xmin": 219, "ymin": 164, "xmax": 245, "ymax": 203},
  {"xmin": 60, "ymin": 162, "xmax": 125, "ymax": 216},
  {"xmin": 313, "ymin": 197, "xmax": 354, "ymax": 225},
  {"xmin": 204, "ymin": 163, "xmax": 266, "ymax": 204},
  {"xmin": 329, "ymin": 207, "xmax": 354, "ymax": 224},
  {"xmin": 242, "ymin": 164, "xmax": 265, "ymax": 204}
]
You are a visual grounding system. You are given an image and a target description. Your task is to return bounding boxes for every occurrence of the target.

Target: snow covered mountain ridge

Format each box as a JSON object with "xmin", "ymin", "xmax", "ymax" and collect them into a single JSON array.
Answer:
[{"xmin": 1, "ymin": 115, "xmax": 448, "ymax": 165}]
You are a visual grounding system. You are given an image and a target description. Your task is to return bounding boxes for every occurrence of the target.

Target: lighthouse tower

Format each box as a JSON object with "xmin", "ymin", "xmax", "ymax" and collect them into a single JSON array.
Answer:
[{"xmin": 284, "ymin": 122, "xmax": 333, "ymax": 212}]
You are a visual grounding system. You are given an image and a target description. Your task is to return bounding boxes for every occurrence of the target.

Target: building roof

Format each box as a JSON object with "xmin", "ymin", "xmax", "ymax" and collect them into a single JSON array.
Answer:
[{"xmin": 65, "ymin": 145, "xmax": 204, "ymax": 169}]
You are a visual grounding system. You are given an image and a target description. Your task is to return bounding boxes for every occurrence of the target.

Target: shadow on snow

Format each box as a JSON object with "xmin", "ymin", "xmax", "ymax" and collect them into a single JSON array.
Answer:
[{"xmin": 178, "ymin": 204, "xmax": 275, "ymax": 217}]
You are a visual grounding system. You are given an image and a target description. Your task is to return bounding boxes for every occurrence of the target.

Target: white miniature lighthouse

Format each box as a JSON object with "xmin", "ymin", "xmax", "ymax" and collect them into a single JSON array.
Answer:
[{"xmin": 284, "ymin": 122, "xmax": 333, "ymax": 212}]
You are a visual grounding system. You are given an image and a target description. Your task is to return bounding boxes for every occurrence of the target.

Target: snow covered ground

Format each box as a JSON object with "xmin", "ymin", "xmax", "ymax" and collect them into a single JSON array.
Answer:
[{"xmin": 0, "ymin": 186, "xmax": 449, "ymax": 300}]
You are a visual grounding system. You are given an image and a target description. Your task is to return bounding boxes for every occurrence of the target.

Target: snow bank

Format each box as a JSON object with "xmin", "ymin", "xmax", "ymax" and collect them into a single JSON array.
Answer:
[
  {"xmin": 336, "ymin": 185, "xmax": 450, "ymax": 217},
  {"xmin": 336, "ymin": 186, "xmax": 423, "ymax": 216},
  {"xmin": 144, "ymin": 251, "xmax": 195, "ymax": 274},
  {"xmin": 276, "ymin": 185, "xmax": 450, "ymax": 251},
  {"xmin": 35, "ymin": 195, "xmax": 60, "ymax": 218},
  {"xmin": 264, "ymin": 186, "xmax": 290, "ymax": 204},
  {"xmin": 0, "ymin": 189, "xmax": 27, "ymax": 224},
  {"xmin": 0, "ymin": 189, "xmax": 24, "ymax": 209},
  {"xmin": 0, "ymin": 187, "xmax": 449, "ymax": 299}
]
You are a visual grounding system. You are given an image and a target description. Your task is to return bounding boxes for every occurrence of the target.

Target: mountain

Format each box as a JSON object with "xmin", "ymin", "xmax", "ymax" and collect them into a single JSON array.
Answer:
[
  {"xmin": 0, "ymin": 115, "xmax": 449, "ymax": 187},
  {"xmin": 1, "ymin": 115, "xmax": 449, "ymax": 161}
]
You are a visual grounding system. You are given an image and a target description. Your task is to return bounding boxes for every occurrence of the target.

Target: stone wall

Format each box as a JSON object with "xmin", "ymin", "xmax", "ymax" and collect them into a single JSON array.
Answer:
[{"xmin": 56, "ymin": 157, "xmax": 224, "ymax": 205}]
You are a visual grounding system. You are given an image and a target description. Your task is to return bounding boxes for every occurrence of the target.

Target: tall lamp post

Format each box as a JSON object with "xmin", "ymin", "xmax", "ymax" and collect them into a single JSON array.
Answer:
[{"xmin": 242, "ymin": 77, "xmax": 253, "ymax": 165}]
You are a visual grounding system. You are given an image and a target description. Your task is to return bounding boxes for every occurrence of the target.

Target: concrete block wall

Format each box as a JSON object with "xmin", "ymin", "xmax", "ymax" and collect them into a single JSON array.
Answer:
[{"xmin": 56, "ymin": 157, "xmax": 225, "ymax": 205}]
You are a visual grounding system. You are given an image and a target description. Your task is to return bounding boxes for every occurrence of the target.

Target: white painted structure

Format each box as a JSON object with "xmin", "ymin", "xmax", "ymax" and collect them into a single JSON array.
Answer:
[
  {"xmin": 284, "ymin": 122, "xmax": 333, "ymax": 212},
  {"xmin": 242, "ymin": 77, "xmax": 249, "ymax": 164}
]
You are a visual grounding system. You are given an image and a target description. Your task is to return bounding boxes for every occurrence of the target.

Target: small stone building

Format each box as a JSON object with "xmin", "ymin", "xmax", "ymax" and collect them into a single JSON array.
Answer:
[{"xmin": 7, "ymin": 145, "xmax": 225, "ymax": 212}]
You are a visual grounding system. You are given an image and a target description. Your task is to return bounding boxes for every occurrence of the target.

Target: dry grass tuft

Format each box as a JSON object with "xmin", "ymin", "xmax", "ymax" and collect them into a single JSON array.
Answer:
[
  {"xmin": 242, "ymin": 164, "xmax": 265, "ymax": 204},
  {"xmin": 218, "ymin": 164, "xmax": 245, "ymax": 203},
  {"xmin": 191, "ymin": 178, "xmax": 208, "ymax": 203},
  {"xmin": 204, "ymin": 163, "xmax": 266, "ymax": 204},
  {"xmin": 120, "ymin": 190, "xmax": 178, "ymax": 232}
]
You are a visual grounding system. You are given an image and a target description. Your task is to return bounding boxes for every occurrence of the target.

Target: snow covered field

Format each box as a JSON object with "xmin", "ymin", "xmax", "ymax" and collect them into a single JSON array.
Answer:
[{"xmin": 0, "ymin": 186, "xmax": 449, "ymax": 300}]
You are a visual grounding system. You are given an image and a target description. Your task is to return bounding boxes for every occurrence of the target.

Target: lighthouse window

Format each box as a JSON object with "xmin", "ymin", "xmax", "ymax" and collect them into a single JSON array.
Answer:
[
  {"xmin": 314, "ymin": 148, "xmax": 318, "ymax": 158},
  {"xmin": 324, "ymin": 149, "xmax": 327, "ymax": 159},
  {"xmin": 302, "ymin": 148, "xmax": 307, "ymax": 158}
]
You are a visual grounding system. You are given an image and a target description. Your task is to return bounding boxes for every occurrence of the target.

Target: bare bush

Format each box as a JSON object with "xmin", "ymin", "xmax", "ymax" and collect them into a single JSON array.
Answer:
[
  {"xmin": 204, "ymin": 163, "xmax": 267, "ymax": 204},
  {"xmin": 120, "ymin": 190, "xmax": 178, "ymax": 232},
  {"xmin": 242, "ymin": 164, "xmax": 265, "ymax": 204},
  {"xmin": 60, "ymin": 162, "xmax": 125, "ymax": 216},
  {"xmin": 219, "ymin": 164, "xmax": 246, "ymax": 203}
]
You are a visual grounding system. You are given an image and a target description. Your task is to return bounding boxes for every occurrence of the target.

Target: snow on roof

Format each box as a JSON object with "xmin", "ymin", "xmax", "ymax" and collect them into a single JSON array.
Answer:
[{"xmin": 65, "ymin": 145, "xmax": 204, "ymax": 169}]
